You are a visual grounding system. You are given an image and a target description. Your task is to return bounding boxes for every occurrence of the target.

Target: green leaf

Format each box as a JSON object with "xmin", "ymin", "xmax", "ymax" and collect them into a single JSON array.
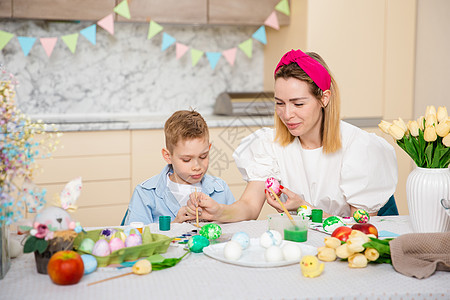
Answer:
[
  {"xmin": 403, "ymin": 136, "xmax": 421, "ymax": 166},
  {"xmin": 36, "ymin": 238, "xmax": 49, "ymax": 254},
  {"xmin": 424, "ymin": 143, "xmax": 434, "ymax": 167},
  {"xmin": 23, "ymin": 236, "xmax": 38, "ymax": 253},
  {"xmin": 150, "ymin": 250, "xmax": 190, "ymax": 271}
]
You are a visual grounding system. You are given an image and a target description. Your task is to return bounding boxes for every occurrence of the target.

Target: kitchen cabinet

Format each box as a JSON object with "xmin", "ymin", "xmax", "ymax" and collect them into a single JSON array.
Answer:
[{"xmin": 0, "ymin": 0, "xmax": 12, "ymax": 18}]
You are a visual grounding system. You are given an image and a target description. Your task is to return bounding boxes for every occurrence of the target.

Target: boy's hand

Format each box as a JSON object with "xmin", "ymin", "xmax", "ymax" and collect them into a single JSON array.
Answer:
[
  {"xmin": 187, "ymin": 192, "xmax": 221, "ymax": 221},
  {"xmin": 172, "ymin": 206, "xmax": 196, "ymax": 223}
]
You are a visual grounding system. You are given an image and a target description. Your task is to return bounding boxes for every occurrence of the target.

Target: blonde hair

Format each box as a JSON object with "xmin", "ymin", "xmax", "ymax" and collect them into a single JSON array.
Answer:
[
  {"xmin": 274, "ymin": 52, "xmax": 341, "ymax": 154},
  {"xmin": 164, "ymin": 110, "xmax": 209, "ymax": 153}
]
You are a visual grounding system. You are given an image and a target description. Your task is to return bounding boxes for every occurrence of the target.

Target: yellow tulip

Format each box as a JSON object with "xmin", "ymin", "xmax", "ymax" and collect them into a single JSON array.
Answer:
[
  {"xmin": 407, "ymin": 120, "xmax": 419, "ymax": 137},
  {"xmin": 346, "ymin": 236, "xmax": 366, "ymax": 253},
  {"xmin": 378, "ymin": 120, "xmax": 392, "ymax": 134},
  {"xmin": 393, "ymin": 118, "xmax": 408, "ymax": 133},
  {"xmin": 364, "ymin": 248, "xmax": 380, "ymax": 261},
  {"xmin": 324, "ymin": 236, "xmax": 341, "ymax": 249},
  {"xmin": 443, "ymin": 133, "xmax": 450, "ymax": 147},
  {"xmin": 335, "ymin": 244, "xmax": 354, "ymax": 259},
  {"xmin": 425, "ymin": 114, "xmax": 437, "ymax": 127},
  {"xmin": 388, "ymin": 124, "xmax": 405, "ymax": 140},
  {"xmin": 425, "ymin": 105, "xmax": 437, "ymax": 119},
  {"xmin": 436, "ymin": 120, "xmax": 450, "ymax": 137},
  {"xmin": 348, "ymin": 253, "xmax": 368, "ymax": 268},
  {"xmin": 437, "ymin": 106, "xmax": 448, "ymax": 123},
  {"xmin": 417, "ymin": 116, "xmax": 425, "ymax": 130},
  {"xmin": 424, "ymin": 125, "xmax": 437, "ymax": 142},
  {"xmin": 317, "ymin": 247, "xmax": 337, "ymax": 262}
]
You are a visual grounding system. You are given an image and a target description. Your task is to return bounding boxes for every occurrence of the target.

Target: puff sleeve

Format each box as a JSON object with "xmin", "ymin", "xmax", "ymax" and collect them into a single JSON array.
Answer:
[{"xmin": 232, "ymin": 128, "xmax": 281, "ymax": 182}]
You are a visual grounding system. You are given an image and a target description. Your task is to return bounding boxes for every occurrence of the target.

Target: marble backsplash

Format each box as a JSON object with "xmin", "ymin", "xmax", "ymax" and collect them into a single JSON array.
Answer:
[{"xmin": 0, "ymin": 20, "xmax": 264, "ymax": 117}]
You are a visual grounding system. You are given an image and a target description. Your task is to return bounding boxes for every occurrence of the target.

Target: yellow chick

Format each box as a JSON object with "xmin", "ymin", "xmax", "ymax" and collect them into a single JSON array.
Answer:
[{"xmin": 300, "ymin": 255, "xmax": 324, "ymax": 278}]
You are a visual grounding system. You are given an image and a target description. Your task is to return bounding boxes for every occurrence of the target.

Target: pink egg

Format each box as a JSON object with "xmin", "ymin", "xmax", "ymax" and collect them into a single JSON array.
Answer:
[
  {"xmin": 92, "ymin": 239, "xmax": 111, "ymax": 257},
  {"xmin": 109, "ymin": 237, "xmax": 125, "ymax": 252},
  {"xmin": 125, "ymin": 234, "xmax": 142, "ymax": 247},
  {"xmin": 265, "ymin": 177, "xmax": 280, "ymax": 194}
]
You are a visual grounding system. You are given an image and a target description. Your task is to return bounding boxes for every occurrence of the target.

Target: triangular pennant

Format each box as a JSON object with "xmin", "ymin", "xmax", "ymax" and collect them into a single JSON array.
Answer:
[
  {"xmin": 97, "ymin": 14, "xmax": 115, "ymax": 35},
  {"xmin": 161, "ymin": 32, "xmax": 176, "ymax": 51},
  {"xmin": 252, "ymin": 26, "xmax": 267, "ymax": 44},
  {"xmin": 80, "ymin": 24, "xmax": 97, "ymax": 45},
  {"xmin": 17, "ymin": 37, "xmax": 36, "ymax": 56},
  {"xmin": 114, "ymin": 0, "xmax": 131, "ymax": 19},
  {"xmin": 206, "ymin": 52, "xmax": 221, "ymax": 70},
  {"xmin": 264, "ymin": 11, "xmax": 280, "ymax": 30},
  {"xmin": 147, "ymin": 20, "xmax": 163, "ymax": 40},
  {"xmin": 0, "ymin": 30, "xmax": 14, "ymax": 51},
  {"xmin": 61, "ymin": 33, "xmax": 79, "ymax": 54},
  {"xmin": 191, "ymin": 48, "xmax": 204, "ymax": 67},
  {"xmin": 222, "ymin": 48, "xmax": 237, "ymax": 66},
  {"xmin": 176, "ymin": 43, "xmax": 189, "ymax": 59},
  {"xmin": 40, "ymin": 37, "xmax": 57, "ymax": 57},
  {"xmin": 275, "ymin": 0, "xmax": 290, "ymax": 16},
  {"xmin": 238, "ymin": 39, "xmax": 253, "ymax": 58}
]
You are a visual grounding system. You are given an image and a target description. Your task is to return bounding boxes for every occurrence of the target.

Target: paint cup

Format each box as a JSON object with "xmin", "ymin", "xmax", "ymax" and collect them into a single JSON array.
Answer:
[
  {"xmin": 268, "ymin": 213, "xmax": 309, "ymax": 242},
  {"xmin": 130, "ymin": 222, "xmax": 144, "ymax": 234},
  {"xmin": 159, "ymin": 216, "xmax": 171, "ymax": 231},
  {"xmin": 311, "ymin": 209, "xmax": 323, "ymax": 223}
]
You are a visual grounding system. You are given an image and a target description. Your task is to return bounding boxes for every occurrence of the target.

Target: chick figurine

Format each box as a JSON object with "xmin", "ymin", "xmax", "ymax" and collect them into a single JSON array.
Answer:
[{"xmin": 300, "ymin": 255, "xmax": 324, "ymax": 278}]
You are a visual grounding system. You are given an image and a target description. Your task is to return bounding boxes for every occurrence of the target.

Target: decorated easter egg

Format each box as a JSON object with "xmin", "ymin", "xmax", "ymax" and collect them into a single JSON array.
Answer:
[
  {"xmin": 200, "ymin": 223, "xmax": 222, "ymax": 240},
  {"xmin": 99, "ymin": 228, "xmax": 117, "ymax": 240},
  {"xmin": 132, "ymin": 259, "xmax": 152, "ymax": 275},
  {"xmin": 34, "ymin": 206, "xmax": 72, "ymax": 231},
  {"xmin": 81, "ymin": 254, "xmax": 97, "ymax": 274},
  {"xmin": 265, "ymin": 245, "xmax": 284, "ymax": 262},
  {"xmin": 109, "ymin": 237, "xmax": 125, "ymax": 252},
  {"xmin": 79, "ymin": 238, "xmax": 95, "ymax": 253},
  {"xmin": 353, "ymin": 209, "xmax": 370, "ymax": 224},
  {"xmin": 265, "ymin": 177, "xmax": 281, "ymax": 194},
  {"xmin": 92, "ymin": 239, "xmax": 111, "ymax": 257},
  {"xmin": 323, "ymin": 216, "xmax": 345, "ymax": 233},
  {"xmin": 297, "ymin": 205, "xmax": 312, "ymax": 219},
  {"xmin": 231, "ymin": 231, "xmax": 250, "ymax": 250},
  {"xmin": 123, "ymin": 226, "xmax": 142, "ymax": 237},
  {"xmin": 188, "ymin": 235, "xmax": 210, "ymax": 253},
  {"xmin": 223, "ymin": 240, "xmax": 242, "ymax": 261},
  {"xmin": 260, "ymin": 230, "xmax": 282, "ymax": 248},
  {"xmin": 282, "ymin": 243, "xmax": 302, "ymax": 261},
  {"xmin": 125, "ymin": 234, "xmax": 142, "ymax": 247}
]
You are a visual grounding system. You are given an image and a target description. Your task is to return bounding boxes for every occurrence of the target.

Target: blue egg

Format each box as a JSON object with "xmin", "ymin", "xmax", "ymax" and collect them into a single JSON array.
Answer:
[
  {"xmin": 231, "ymin": 231, "xmax": 250, "ymax": 250},
  {"xmin": 81, "ymin": 254, "xmax": 98, "ymax": 275}
]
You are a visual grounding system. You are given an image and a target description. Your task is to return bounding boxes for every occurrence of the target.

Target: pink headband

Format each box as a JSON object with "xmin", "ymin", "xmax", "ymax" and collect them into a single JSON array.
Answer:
[{"xmin": 274, "ymin": 49, "xmax": 331, "ymax": 91}]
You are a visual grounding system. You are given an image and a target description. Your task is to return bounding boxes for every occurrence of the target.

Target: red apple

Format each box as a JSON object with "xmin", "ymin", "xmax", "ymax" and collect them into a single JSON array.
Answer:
[
  {"xmin": 351, "ymin": 223, "xmax": 378, "ymax": 238},
  {"xmin": 47, "ymin": 250, "xmax": 84, "ymax": 285},
  {"xmin": 331, "ymin": 226, "xmax": 353, "ymax": 242}
]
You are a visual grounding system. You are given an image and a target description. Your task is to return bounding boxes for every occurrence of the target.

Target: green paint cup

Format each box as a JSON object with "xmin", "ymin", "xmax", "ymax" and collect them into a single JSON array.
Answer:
[
  {"xmin": 159, "ymin": 216, "xmax": 171, "ymax": 231},
  {"xmin": 311, "ymin": 209, "xmax": 323, "ymax": 223}
]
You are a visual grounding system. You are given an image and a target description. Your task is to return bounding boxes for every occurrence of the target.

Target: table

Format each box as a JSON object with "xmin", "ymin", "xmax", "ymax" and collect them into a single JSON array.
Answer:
[{"xmin": 1, "ymin": 216, "xmax": 448, "ymax": 300}]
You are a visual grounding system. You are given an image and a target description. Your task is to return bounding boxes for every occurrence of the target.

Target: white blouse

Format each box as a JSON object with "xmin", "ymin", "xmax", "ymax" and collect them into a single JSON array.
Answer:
[{"xmin": 232, "ymin": 121, "xmax": 398, "ymax": 216}]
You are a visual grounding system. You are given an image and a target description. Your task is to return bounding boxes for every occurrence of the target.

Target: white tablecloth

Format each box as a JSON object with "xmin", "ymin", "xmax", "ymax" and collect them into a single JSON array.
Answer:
[{"xmin": 1, "ymin": 216, "xmax": 449, "ymax": 300}]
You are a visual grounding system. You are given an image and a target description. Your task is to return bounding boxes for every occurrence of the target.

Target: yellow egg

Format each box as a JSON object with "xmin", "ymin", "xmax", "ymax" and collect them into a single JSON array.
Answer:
[{"xmin": 132, "ymin": 259, "xmax": 152, "ymax": 275}]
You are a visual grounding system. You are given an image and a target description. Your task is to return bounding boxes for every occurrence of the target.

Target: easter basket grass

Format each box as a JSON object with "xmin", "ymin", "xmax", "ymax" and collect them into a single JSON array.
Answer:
[{"xmin": 73, "ymin": 227, "xmax": 173, "ymax": 267}]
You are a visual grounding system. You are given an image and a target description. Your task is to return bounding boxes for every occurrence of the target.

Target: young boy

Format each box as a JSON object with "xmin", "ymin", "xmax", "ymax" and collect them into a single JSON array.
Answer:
[{"xmin": 124, "ymin": 110, "xmax": 235, "ymax": 224}]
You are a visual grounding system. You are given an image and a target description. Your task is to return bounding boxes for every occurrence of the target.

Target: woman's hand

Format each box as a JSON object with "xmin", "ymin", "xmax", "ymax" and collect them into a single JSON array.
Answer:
[
  {"xmin": 186, "ymin": 192, "xmax": 222, "ymax": 221},
  {"xmin": 266, "ymin": 185, "xmax": 311, "ymax": 212},
  {"xmin": 172, "ymin": 206, "xmax": 196, "ymax": 223}
]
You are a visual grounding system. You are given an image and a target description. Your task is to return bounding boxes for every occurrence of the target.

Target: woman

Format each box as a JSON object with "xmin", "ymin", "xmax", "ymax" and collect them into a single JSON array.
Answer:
[{"xmin": 187, "ymin": 49, "xmax": 398, "ymax": 222}]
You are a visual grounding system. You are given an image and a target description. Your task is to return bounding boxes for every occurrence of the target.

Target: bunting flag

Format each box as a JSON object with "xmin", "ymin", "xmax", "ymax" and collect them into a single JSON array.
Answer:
[
  {"xmin": 0, "ymin": 30, "xmax": 14, "ymax": 50},
  {"xmin": 80, "ymin": 24, "xmax": 97, "ymax": 45},
  {"xmin": 161, "ymin": 32, "xmax": 176, "ymax": 51},
  {"xmin": 191, "ymin": 48, "xmax": 203, "ymax": 67},
  {"xmin": 97, "ymin": 14, "xmax": 115, "ymax": 35},
  {"xmin": 114, "ymin": 0, "xmax": 131, "ymax": 19},
  {"xmin": 61, "ymin": 33, "xmax": 79, "ymax": 54},
  {"xmin": 252, "ymin": 26, "xmax": 267, "ymax": 44},
  {"xmin": 238, "ymin": 39, "xmax": 253, "ymax": 58},
  {"xmin": 264, "ymin": 11, "xmax": 280, "ymax": 30},
  {"xmin": 206, "ymin": 52, "xmax": 221, "ymax": 70},
  {"xmin": 222, "ymin": 48, "xmax": 237, "ymax": 66},
  {"xmin": 176, "ymin": 43, "xmax": 189, "ymax": 59},
  {"xmin": 275, "ymin": 0, "xmax": 290, "ymax": 16},
  {"xmin": 17, "ymin": 37, "xmax": 36, "ymax": 56},
  {"xmin": 147, "ymin": 20, "xmax": 163, "ymax": 40},
  {"xmin": 40, "ymin": 37, "xmax": 57, "ymax": 57}
]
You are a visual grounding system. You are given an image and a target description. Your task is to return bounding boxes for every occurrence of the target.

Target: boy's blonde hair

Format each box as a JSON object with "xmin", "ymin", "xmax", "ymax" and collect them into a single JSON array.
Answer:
[
  {"xmin": 274, "ymin": 52, "xmax": 341, "ymax": 154},
  {"xmin": 164, "ymin": 110, "xmax": 209, "ymax": 153}
]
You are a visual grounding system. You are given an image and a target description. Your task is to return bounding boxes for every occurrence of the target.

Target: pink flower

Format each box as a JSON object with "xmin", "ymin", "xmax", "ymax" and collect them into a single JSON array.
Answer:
[{"xmin": 35, "ymin": 224, "xmax": 49, "ymax": 239}]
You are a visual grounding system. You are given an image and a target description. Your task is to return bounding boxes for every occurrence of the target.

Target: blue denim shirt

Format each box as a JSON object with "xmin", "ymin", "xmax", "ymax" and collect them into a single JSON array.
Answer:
[{"xmin": 124, "ymin": 165, "xmax": 236, "ymax": 224}]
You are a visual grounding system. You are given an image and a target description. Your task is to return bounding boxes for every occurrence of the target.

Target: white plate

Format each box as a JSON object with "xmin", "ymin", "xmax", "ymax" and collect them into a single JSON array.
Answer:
[{"xmin": 203, "ymin": 238, "xmax": 317, "ymax": 268}]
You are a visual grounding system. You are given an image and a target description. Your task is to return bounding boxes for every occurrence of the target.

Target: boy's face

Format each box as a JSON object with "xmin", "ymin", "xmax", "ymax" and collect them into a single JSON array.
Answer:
[{"xmin": 162, "ymin": 137, "xmax": 211, "ymax": 185}]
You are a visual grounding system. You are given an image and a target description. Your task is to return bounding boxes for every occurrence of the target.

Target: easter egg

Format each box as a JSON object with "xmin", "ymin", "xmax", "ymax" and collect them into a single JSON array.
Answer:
[
  {"xmin": 231, "ymin": 232, "xmax": 250, "ymax": 250},
  {"xmin": 199, "ymin": 223, "xmax": 222, "ymax": 240},
  {"xmin": 353, "ymin": 209, "xmax": 370, "ymax": 224},
  {"xmin": 282, "ymin": 243, "xmax": 302, "ymax": 261},
  {"xmin": 187, "ymin": 235, "xmax": 210, "ymax": 253},
  {"xmin": 79, "ymin": 238, "xmax": 95, "ymax": 253},
  {"xmin": 109, "ymin": 237, "xmax": 125, "ymax": 252},
  {"xmin": 265, "ymin": 246, "xmax": 284, "ymax": 262},
  {"xmin": 265, "ymin": 177, "xmax": 280, "ymax": 194},
  {"xmin": 123, "ymin": 226, "xmax": 142, "ymax": 237},
  {"xmin": 297, "ymin": 205, "xmax": 312, "ymax": 219},
  {"xmin": 125, "ymin": 234, "xmax": 142, "ymax": 247},
  {"xmin": 223, "ymin": 240, "xmax": 242, "ymax": 261},
  {"xmin": 260, "ymin": 230, "xmax": 282, "ymax": 248},
  {"xmin": 81, "ymin": 254, "xmax": 97, "ymax": 274},
  {"xmin": 323, "ymin": 216, "xmax": 345, "ymax": 233},
  {"xmin": 99, "ymin": 228, "xmax": 117, "ymax": 240},
  {"xmin": 92, "ymin": 239, "xmax": 111, "ymax": 257}
]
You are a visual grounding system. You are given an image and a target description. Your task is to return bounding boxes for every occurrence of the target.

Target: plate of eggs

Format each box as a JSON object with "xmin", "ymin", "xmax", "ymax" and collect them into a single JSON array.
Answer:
[{"xmin": 203, "ymin": 230, "xmax": 317, "ymax": 268}]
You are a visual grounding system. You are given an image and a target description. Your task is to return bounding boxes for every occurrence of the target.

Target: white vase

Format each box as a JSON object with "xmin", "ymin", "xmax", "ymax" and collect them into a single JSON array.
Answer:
[{"xmin": 406, "ymin": 167, "xmax": 450, "ymax": 233}]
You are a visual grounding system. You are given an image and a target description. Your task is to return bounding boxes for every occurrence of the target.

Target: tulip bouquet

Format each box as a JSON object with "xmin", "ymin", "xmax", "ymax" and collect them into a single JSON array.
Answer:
[{"xmin": 378, "ymin": 106, "xmax": 450, "ymax": 168}]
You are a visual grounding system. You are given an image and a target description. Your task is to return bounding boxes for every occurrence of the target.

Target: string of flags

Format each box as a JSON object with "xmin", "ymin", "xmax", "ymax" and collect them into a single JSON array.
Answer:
[{"xmin": 0, "ymin": 0, "xmax": 290, "ymax": 70}]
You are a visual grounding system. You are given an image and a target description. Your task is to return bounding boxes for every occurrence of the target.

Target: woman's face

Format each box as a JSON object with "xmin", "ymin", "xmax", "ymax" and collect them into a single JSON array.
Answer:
[{"xmin": 274, "ymin": 77, "xmax": 324, "ymax": 141}]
